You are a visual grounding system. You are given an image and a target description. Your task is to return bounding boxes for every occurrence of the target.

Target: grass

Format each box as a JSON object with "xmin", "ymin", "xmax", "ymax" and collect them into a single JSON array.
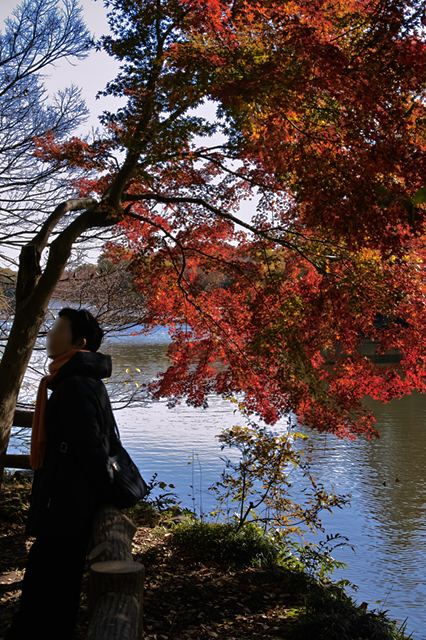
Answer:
[
  {"xmin": 168, "ymin": 520, "xmax": 279, "ymax": 569},
  {"xmin": 285, "ymin": 586, "xmax": 411, "ymax": 640}
]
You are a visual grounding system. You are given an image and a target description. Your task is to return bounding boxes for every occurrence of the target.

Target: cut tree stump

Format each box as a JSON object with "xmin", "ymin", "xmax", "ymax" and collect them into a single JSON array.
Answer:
[
  {"xmin": 88, "ymin": 561, "xmax": 145, "ymax": 638},
  {"xmin": 86, "ymin": 592, "xmax": 139, "ymax": 640},
  {"xmin": 86, "ymin": 504, "xmax": 145, "ymax": 640}
]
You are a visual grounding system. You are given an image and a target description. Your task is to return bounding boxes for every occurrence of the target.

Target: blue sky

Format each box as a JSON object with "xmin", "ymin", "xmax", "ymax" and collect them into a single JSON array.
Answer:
[{"xmin": 0, "ymin": 0, "xmax": 121, "ymax": 132}]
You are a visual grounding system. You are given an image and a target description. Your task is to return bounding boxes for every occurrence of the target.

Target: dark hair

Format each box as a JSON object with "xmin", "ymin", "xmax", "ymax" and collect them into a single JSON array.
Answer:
[{"xmin": 58, "ymin": 307, "xmax": 104, "ymax": 352}]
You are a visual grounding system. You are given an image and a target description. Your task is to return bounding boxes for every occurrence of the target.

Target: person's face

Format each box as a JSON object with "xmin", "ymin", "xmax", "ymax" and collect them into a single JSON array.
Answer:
[{"xmin": 46, "ymin": 316, "xmax": 86, "ymax": 359}]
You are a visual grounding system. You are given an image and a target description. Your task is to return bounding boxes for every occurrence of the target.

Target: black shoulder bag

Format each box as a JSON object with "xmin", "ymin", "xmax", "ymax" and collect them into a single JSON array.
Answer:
[
  {"xmin": 58, "ymin": 419, "xmax": 148, "ymax": 510},
  {"xmin": 107, "ymin": 420, "xmax": 148, "ymax": 509}
]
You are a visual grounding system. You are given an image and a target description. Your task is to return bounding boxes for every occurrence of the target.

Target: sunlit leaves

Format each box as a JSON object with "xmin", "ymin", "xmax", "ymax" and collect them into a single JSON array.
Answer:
[{"xmin": 209, "ymin": 417, "xmax": 348, "ymax": 536}]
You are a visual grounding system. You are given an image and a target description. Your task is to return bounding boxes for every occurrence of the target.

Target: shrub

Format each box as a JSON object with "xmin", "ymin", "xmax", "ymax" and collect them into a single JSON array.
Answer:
[
  {"xmin": 286, "ymin": 589, "xmax": 408, "ymax": 640},
  {"xmin": 170, "ymin": 520, "xmax": 278, "ymax": 569}
]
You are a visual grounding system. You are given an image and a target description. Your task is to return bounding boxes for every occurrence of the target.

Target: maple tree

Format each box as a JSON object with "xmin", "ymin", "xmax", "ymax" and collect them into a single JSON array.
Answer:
[
  {"xmin": 99, "ymin": 0, "xmax": 426, "ymax": 439},
  {"xmin": 1, "ymin": 0, "xmax": 426, "ymax": 480}
]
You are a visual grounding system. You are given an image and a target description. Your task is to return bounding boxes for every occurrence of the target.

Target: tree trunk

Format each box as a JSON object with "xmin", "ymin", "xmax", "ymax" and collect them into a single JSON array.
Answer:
[{"xmin": 0, "ymin": 295, "xmax": 49, "ymax": 486}]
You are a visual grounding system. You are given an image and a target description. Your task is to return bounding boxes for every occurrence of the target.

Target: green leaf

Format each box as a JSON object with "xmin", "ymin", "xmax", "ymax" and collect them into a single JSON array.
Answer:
[
  {"xmin": 377, "ymin": 198, "xmax": 393, "ymax": 208},
  {"xmin": 400, "ymin": 199, "xmax": 414, "ymax": 218},
  {"xmin": 374, "ymin": 185, "xmax": 389, "ymax": 196},
  {"xmin": 413, "ymin": 187, "xmax": 426, "ymax": 206}
]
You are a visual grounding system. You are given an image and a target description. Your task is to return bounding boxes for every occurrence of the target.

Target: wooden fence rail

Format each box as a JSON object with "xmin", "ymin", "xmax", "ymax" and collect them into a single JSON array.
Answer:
[{"xmin": 4, "ymin": 410, "xmax": 34, "ymax": 470}]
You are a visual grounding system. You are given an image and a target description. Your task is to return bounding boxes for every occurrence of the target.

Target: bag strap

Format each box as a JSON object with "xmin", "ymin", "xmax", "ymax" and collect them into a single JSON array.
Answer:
[{"xmin": 110, "ymin": 409, "xmax": 122, "ymax": 443}]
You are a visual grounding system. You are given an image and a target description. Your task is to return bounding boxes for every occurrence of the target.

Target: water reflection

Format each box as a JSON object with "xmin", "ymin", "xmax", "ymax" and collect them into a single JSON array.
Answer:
[
  {"xmin": 107, "ymin": 342, "xmax": 171, "ymax": 379},
  {"xmin": 296, "ymin": 393, "xmax": 426, "ymax": 637}
]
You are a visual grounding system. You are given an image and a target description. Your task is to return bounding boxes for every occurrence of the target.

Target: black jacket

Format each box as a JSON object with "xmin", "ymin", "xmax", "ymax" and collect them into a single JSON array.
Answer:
[{"xmin": 25, "ymin": 351, "xmax": 116, "ymax": 539}]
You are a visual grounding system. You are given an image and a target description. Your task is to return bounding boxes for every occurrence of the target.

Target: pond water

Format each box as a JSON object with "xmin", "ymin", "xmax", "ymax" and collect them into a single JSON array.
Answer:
[{"xmin": 9, "ymin": 326, "xmax": 426, "ymax": 638}]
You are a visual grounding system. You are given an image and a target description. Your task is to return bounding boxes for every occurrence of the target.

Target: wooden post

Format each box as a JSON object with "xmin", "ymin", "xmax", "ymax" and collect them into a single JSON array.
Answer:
[
  {"xmin": 89, "ymin": 503, "xmax": 137, "ymax": 563},
  {"xmin": 88, "ymin": 562, "xmax": 145, "ymax": 640},
  {"xmin": 86, "ymin": 504, "xmax": 145, "ymax": 640},
  {"xmin": 86, "ymin": 592, "xmax": 140, "ymax": 640}
]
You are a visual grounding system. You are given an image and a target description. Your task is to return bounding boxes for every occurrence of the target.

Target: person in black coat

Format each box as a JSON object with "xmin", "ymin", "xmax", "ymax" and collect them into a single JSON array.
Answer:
[{"xmin": 5, "ymin": 307, "xmax": 116, "ymax": 640}]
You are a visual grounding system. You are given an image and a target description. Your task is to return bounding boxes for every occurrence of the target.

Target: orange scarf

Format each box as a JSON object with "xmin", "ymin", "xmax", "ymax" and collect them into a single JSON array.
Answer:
[{"xmin": 30, "ymin": 348, "xmax": 88, "ymax": 470}]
